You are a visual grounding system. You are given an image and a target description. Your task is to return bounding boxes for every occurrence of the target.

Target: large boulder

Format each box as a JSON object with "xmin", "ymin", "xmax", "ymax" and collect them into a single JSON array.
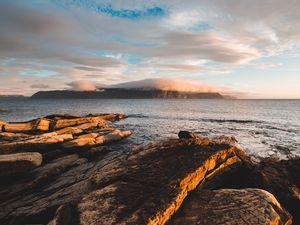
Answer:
[
  {"xmin": 77, "ymin": 138, "xmax": 250, "ymax": 225},
  {"xmin": 170, "ymin": 188, "xmax": 292, "ymax": 225},
  {"xmin": 0, "ymin": 152, "xmax": 42, "ymax": 175}
]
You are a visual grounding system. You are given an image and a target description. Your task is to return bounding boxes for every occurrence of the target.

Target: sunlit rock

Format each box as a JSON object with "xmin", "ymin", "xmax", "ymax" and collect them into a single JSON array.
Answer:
[{"xmin": 77, "ymin": 138, "xmax": 249, "ymax": 225}]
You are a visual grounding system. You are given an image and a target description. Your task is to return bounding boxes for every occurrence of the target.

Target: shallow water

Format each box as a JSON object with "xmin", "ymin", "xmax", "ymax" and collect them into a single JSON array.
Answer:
[{"xmin": 0, "ymin": 98, "xmax": 299, "ymax": 158}]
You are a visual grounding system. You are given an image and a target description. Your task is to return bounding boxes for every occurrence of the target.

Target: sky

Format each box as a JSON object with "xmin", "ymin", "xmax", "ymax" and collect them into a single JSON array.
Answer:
[{"xmin": 1, "ymin": 0, "xmax": 300, "ymax": 98}]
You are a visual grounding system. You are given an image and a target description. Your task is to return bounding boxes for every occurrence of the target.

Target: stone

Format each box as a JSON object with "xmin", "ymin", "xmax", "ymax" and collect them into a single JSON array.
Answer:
[
  {"xmin": 0, "ymin": 152, "xmax": 42, "ymax": 176},
  {"xmin": 77, "ymin": 138, "xmax": 249, "ymax": 225},
  {"xmin": 0, "ymin": 133, "xmax": 73, "ymax": 153},
  {"xmin": 170, "ymin": 188, "xmax": 292, "ymax": 225},
  {"xmin": 54, "ymin": 116, "xmax": 107, "ymax": 130},
  {"xmin": 95, "ymin": 130, "xmax": 132, "ymax": 145},
  {"xmin": 54, "ymin": 118, "xmax": 93, "ymax": 130},
  {"xmin": 74, "ymin": 122, "xmax": 101, "ymax": 130},
  {"xmin": 62, "ymin": 130, "xmax": 132, "ymax": 148},
  {"xmin": 0, "ymin": 121, "xmax": 7, "ymax": 132},
  {"xmin": 178, "ymin": 130, "xmax": 196, "ymax": 139},
  {"xmin": 45, "ymin": 114, "xmax": 80, "ymax": 120},
  {"xmin": 86, "ymin": 113, "xmax": 128, "ymax": 121},
  {"xmin": 0, "ymin": 108, "xmax": 7, "ymax": 113},
  {"xmin": 55, "ymin": 127, "xmax": 83, "ymax": 135},
  {"xmin": 3, "ymin": 118, "xmax": 52, "ymax": 133},
  {"xmin": 47, "ymin": 204, "xmax": 78, "ymax": 225}
]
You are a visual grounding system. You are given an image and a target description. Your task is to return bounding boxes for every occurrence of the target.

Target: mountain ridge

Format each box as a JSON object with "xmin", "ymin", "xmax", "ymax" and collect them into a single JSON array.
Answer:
[{"xmin": 31, "ymin": 89, "xmax": 226, "ymax": 99}]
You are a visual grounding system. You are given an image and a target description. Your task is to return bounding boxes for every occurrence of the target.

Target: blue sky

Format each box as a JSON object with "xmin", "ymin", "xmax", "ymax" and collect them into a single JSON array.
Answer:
[{"xmin": 1, "ymin": 0, "xmax": 300, "ymax": 98}]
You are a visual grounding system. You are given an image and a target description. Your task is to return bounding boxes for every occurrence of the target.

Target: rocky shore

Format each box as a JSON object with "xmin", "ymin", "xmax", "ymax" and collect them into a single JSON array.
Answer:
[{"xmin": 0, "ymin": 114, "xmax": 299, "ymax": 225}]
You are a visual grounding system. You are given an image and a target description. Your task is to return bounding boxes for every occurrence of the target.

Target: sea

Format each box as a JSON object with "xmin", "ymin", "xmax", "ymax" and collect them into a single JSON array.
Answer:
[{"xmin": 0, "ymin": 98, "xmax": 299, "ymax": 159}]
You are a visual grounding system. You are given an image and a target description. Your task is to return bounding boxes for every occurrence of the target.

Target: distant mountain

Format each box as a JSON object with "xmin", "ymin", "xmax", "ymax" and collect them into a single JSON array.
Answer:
[{"xmin": 31, "ymin": 89, "xmax": 225, "ymax": 99}]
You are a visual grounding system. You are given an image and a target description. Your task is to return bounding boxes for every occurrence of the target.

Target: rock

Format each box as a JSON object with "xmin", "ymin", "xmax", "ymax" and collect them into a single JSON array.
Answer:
[
  {"xmin": 45, "ymin": 114, "xmax": 80, "ymax": 120},
  {"xmin": 62, "ymin": 130, "xmax": 132, "ymax": 148},
  {"xmin": 0, "ymin": 121, "xmax": 6, "ymax": 132},
  {"xmin": 170, "ymin": 188, "xmax": 292, "ymax": 225},
  {"xmin": 47, "ymin": 204, "xmax": 78, "ymax": 225},
  {"xmin": 0, "ymin": 108, "xmax": 7, "ymax": 113},
  {"xmin": 196, "ymin": 156, "xmax": 300, "ymax": 225},
  {"xmin": 254, "ymin": 158, "xmax": 300, "ymax": 224},
  {"xmin": 178, "ymin": 130, "xmax": 196, "ymax": 139},
  {"xmin": 95, "ymin": 130, "xmax": 132, "ymax": 144},
  {"xmin": 74, "ymin": 122, "xmax": 101, "ymax": 130},
  {"xmin": 0, "ymin": 132, "xmax": 73, "ymax": 153},
  {"xmin": 54, "ymin": 116, "xmax": 107, "ymax": 130},
  {"xmin": 213, "ymin": 135, "xmax": 238, "ymax": 146},
  {"xmin": 55, "ymin": 127, "xmax": 83, "ymax": 135},
  {"xmin": 3, "ymin": 118, "xmax": 52, "ymax": 133},
  {"xmin": 0, "ymin": 152, "xmax": 42, "ymax": 176},
  {"xmin": 77, "ymin": 138, "xmax": 249, "ymax": 225},
  {"xmin": 86, "ymin": 113, "xmax": 128, "ymax": 121},
  {"xmin": 0, "ymin": 149, "xmax": 126, "ymax": 224}
]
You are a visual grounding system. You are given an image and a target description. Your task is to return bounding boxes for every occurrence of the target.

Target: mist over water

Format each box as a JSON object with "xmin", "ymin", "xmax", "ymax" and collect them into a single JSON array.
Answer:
[{"xmin": 0, "ymin": 99, "xmax": 299, "ymax": 159}]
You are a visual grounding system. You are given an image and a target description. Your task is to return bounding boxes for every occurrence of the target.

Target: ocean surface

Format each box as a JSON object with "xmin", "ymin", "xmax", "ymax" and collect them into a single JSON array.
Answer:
[{"xmin": 0, "ymin": 99, "xmax": 299, "ymax": 159}]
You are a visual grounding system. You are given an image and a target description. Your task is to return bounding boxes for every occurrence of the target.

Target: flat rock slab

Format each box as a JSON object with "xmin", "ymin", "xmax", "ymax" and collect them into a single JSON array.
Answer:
[
  {"xmin": 78, "ymin": 138, "xmax": 250, "ymax": 225},
  {"xmin": 170, "ymin": 188, "xmax": 292, "ymax": 225},
  {"xmin": 0, "ymin": 114, "xmax": 131, "ymax": 153},
  {"xmin": 0, "ymin": 152, "xmax": 42, "ymax": 176}
]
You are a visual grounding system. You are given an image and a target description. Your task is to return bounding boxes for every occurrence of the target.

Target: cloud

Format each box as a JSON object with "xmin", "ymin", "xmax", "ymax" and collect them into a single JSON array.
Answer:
[
  {"xmin": 1, "ymin": 0, "xmax": 300, "ymax": 97},
  {"xmin": 66, "ymin": 80, "xmax": 104, "ymax": 91},
  {"xmin": 110, "ymin": 78, "xmax": 224, "ymax": 93},
  {"xmin": 30, "ymin": 83, "xmax": 50, "ymax": 89}
]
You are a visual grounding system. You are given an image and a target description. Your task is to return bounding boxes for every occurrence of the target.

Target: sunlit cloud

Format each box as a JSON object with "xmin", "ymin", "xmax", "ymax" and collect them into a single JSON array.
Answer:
[{"xmin": 1, "ymin": 0, "xmax": 300, "ymax": 98}]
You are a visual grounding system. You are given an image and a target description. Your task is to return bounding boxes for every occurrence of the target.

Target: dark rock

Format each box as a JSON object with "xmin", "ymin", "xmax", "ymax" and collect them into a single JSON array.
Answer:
[
  {"xmin": 170, "ymin": 188, "xmax": 292, "ymax": 225},
  {"xmin": 178, "ymin": 130, "xmax": 196, "ymax": 139},
  {"xmin": 0, "ymin": 152, "xmax": 42, "ymax": 176},
  {"xmin": 199, "ymin": 156, "xmax": 300, "ymax": 225}
]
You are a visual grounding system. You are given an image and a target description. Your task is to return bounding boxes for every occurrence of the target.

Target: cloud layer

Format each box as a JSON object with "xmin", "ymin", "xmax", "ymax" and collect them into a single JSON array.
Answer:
[
  {"xmin": 1, "ymin": 0, "xmax": 300, "ymax": 98},
  {"xmin": 111, "ymin": 78, "xmax": 223, "ymax": 93}
]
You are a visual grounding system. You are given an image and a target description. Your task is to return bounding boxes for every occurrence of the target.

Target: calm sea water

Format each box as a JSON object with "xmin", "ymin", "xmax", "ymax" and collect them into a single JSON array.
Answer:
[{"xmin": 0, "ymin": 99, "xmax": 299, "ymax": 159}]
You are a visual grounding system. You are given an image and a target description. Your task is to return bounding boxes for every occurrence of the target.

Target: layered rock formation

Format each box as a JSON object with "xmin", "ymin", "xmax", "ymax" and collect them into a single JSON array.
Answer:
[
  {"xmin": 0, "ymin": 113, "xmax": 130, "ymax": 154},
  {"xmin": 0, "ymin": 124, "xmax": 298, "ymax": 224}
]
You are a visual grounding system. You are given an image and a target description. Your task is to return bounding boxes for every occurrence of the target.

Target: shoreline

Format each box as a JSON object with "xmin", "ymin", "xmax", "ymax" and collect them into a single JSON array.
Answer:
[{"xmin": 0, "ymin": 113, "xmax": 299, "ymax": 224}]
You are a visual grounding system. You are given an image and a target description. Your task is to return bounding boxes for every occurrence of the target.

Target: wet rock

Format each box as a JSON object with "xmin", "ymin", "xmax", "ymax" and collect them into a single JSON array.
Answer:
[
  {"xmin": 0, "ymin": 108, "xmax": 7, "ymax": 113},
  {"xmin": 178, "ymin": 130, "xmax": 196, "ymax": 139},
  {"xmin": 77, "ymin": 138, "xmax": 249, "ymax": 225},
  {"xmin": 213, "ymin": 135, "xmax": 238, "ymax": 146},
  {"xmin": 0, "ymin": 152, "xmax": 42, "ymax": 176},
  {"xmin": 170, "ymin": 188, "xmax": 292, "ymax": 225}
]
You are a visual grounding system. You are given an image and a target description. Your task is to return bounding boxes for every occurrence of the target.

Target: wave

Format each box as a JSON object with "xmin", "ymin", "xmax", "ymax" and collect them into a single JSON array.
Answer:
[
  {"xmin": 202, "ymin": 119, "xmax": 262, "ymax": 124},
  {"xmin": 128, "ymin": 114, "xmax": 149, "ymax": 118}
]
